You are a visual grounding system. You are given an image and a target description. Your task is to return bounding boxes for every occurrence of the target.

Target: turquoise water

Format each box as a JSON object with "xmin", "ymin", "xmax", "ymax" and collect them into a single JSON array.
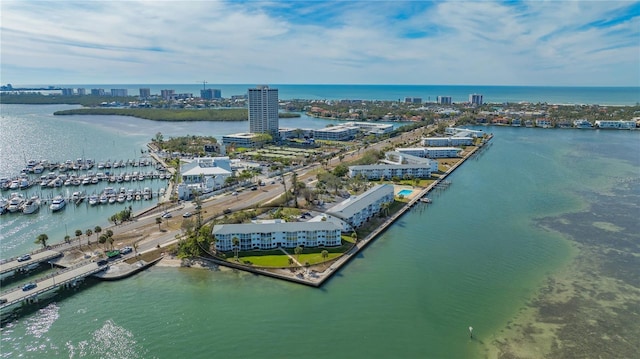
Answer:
[
  {"xmin": 20, "ymin": 84, "xmax": 640, "ymax": 105},
  {"xmin": 1, "ymin": 104, "xmax": 639, "ymax": 358},
  {"xmin": 397, "ymin": 189, "xmax": 413, "ymax": 197}
]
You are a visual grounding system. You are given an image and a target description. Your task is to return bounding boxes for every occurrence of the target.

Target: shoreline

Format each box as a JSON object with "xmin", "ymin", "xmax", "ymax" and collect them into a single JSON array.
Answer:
[{"xmin": 195, "ymin": 135, "xmax": 492, "ymax": 287}]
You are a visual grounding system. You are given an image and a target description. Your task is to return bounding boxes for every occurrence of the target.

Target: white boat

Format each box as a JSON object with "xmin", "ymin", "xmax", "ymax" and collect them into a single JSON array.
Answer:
[
  {"xmin": 49, "ymin": 196, "xmax": 66, "ymax": 211},
  {"xmin": 89, "ymin": 194, "xmax": 99, "ymax": 206},
  {"xmin": 22, "ymin": 196, "xmax": 41, "ymax": 214},
  {"xmin": 71, "ymin": 191, "xmax": 81, "ymax": 201},
  {"xmin": 7, "ymin": 193, "xmax": 25, "ymax": 213},
  {"xmin": 18, "ymin": 178, "xmax": 31, "ymax": 190},
  {"xmin": 99, "ymin": 194, "xmax": 108, "ymax": 204},
  {"xmin": 0, "ymin": 197, "xmax": 8, "ymax": 214},
  {"xmin": 117, "ymin": 194, "xmax": 126, "ymax": 203}
]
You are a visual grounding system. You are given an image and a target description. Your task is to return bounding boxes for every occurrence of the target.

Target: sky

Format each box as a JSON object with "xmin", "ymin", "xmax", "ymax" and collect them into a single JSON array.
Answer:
[{"xmin": 1, "ymin": 0, "xmax": 639, "ymax": 87}]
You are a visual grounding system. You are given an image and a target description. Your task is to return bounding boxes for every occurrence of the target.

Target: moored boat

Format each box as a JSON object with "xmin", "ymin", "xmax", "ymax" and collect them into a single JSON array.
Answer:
[
  {"xmin": 22, "ymin": 196, "xmax": 41, "ymax": 214},
  {"xmin": 49, "ymin": 195, "xmax": 66, "ymax": 211}
]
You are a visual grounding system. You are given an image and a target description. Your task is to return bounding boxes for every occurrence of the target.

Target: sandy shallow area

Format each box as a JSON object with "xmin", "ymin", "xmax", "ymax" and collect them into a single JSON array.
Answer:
[{"xmin": 487, "ymin": 178, "xmax": 640, "ymax": 358}]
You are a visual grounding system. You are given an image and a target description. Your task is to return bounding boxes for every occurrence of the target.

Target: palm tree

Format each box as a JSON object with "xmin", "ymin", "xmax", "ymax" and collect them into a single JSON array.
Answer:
[
  {"xmin": 64, "ymin": 235, "xmax": 71, "ymax": 244},
  {"xmin": 85, "ymin": 229, "xmax": 93, "ymax": 246},
  {"xmin": 321, "ymin": 250, "xmax": 329, "ymax": 260},
  {"xmin": 35, "ymin": 233, "xmax": 49, "ymax": 248},
  {"xmin": 105, "ymin": 229, "xmax": 113, "ymax": 238},
  {"xmin": 75, "ymin": 229, "xmax": 83, "ymax": 247},
  {"xmin": 98, "ymin": 234, "xmax": 108, "ymax": 248},
  {"xmin": 94, "ymin": 226, "xmax": 102, "ymax": 242},
  {"xmin": 156, "ymin": 217, "xmax": 162, "ymax": 231},
  {"xmin": 133, "ymin": 242, "xmax": 139, "ymax": 257},
  {"xmin": 380, "ymin": 201, "xmax": 391, "ymax": 217},
  {"xmin": 232, "ymin": 236, "xmax": 240, "ymax": 260},
  {"xmin": 294, "ymin": 246, "xmax": 303, "ymax": 260}
]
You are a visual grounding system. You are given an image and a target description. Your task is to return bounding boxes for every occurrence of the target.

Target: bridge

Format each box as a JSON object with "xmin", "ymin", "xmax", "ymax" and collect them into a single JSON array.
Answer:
[
  {"xmin": 0, "ymin": 250, "xmax": 63, "ymax": 275},
  {"xmin": 0, "ymin": 261, "xmax": 107, "ymax": 309}
]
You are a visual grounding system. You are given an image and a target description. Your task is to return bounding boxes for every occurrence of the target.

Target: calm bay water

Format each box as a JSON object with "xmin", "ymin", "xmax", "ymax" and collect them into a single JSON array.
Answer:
[{"xmin": 1, "ymin": 101, "xmax": 639, "ymax": 358}]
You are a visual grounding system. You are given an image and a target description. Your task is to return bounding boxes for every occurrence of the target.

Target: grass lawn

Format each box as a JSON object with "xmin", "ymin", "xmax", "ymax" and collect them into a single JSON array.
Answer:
[{"xmin": 235, "ymin": 254, "xmax": 291, "ymax": 267}]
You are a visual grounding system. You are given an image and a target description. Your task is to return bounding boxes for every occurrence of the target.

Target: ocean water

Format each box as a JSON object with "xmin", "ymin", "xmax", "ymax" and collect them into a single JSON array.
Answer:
[
  {"xmin": 1, "ymin": 103, "xmax": 639, "ymax": 358},
  {"xmin": 19, "ymin": 84, "xmax": 640, "ymax": 105}
]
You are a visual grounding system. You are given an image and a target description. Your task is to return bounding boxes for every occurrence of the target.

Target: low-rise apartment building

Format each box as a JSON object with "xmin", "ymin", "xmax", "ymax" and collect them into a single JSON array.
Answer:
[
  {"xmin": 212, "ymin": 221, "xmax": 342, "ymax": 251},
  {"xmin": 326, "ymin": 184, "xmax": 394, "ymax": 229}
]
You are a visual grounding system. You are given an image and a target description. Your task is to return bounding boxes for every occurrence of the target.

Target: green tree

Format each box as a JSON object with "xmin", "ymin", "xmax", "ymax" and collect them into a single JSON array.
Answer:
[
  {"xmin": 156, "ymin": 217, "xmax": 162, "ymax": 231},
  {"xmin": 232, "ymin": 236, "xmax": 240, "ymax": 260},
  {"xmin": 35, "ymin": 233, "xmax": 49, "ymax": 248},
  {"xmin": 94, "ymin": 226, "xmax": 102, "ymax": 242},
  {"xmin": 85, "ymin": 229, "xmax": 93, "ymax": 246},
  {"xmin": 98, "ymin": 234, "xmax": 108, "ymax": 248},
  {"xmin": 294, "ymin": 246, "xmax": 303, "ymax": 260},
  {"xmin": 64, "ymin": 235, "xmax": 71, "ymax": 244},
  {"xmin": 321, "ymin": 250, "xmax": 329, "ymax": 260},
  {"xmin": 75, "ymin": 229, "xmax": 83, "ymax": 247},
  {"xmin": 333, "ymin": 164, "xmax": 349, "ymax": 178}
]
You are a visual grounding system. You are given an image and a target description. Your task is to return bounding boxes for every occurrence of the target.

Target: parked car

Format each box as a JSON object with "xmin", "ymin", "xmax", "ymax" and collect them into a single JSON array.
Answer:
[
  {"xmin": 22, "ymin": 283, "xmax": 37, "ymax": 291},
  {"xmin": 223, "ymin": 208, "xmax": 232, "ymax": 214},
  {"xmin": 182, "ymin": 212, "xmax": 193, "ymax": 218},
  {"xmin": 161, "ymin": 212, "xmax": 172, "ymax": 219},
  {"xmin": 17, "ymin": 254, "xmax": 31, "ymax": 262},
  {"xmin": 120, "ymin": 246, "xmax": 133, "ymax": 255},
  {"xmin": 97, "ymin": 259, "xmax": 108, "ymax": 266},
  {"xmin": 0, "ymin": 298, "xmax": 7, "ymax": 304}
]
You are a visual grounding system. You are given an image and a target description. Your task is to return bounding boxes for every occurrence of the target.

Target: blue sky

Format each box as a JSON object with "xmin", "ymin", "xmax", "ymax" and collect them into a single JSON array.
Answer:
[{"xmin": 1, "ymin": 0, "xmax": 639, "ymax": 86}]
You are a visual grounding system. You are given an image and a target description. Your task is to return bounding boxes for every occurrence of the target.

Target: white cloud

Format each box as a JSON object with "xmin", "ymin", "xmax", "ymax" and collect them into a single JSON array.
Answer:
[{"xmin": 1, "ymin": 0, "xmax": 638, "ymax": 86}]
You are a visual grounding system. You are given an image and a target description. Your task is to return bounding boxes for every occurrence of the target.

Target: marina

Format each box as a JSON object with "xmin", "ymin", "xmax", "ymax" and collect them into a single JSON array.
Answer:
[{"xmin": 0, "ymin": 157, "xmax": 170, "ymax": 216}]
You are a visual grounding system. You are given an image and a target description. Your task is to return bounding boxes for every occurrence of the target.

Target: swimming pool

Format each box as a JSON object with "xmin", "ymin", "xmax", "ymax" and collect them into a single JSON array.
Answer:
[{"xmin": 397, "ymin": 189, "xmax": 413, "ymax": 197}]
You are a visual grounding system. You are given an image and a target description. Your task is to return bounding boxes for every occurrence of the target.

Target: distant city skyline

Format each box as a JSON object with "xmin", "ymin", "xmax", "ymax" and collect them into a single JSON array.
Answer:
[{"xmin": 1, "ymin": 1, "xmax": 639, "ymax": 87}]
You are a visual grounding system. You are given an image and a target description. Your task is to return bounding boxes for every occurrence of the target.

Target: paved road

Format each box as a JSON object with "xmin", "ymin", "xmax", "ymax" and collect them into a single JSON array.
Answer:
[
  {"xmin": 0, "ymin": 261, "xmax": 106, "ymax": 308},
  {"xmin": 0, "ymin": 250, "xmax": 62, "ymax": 275}
]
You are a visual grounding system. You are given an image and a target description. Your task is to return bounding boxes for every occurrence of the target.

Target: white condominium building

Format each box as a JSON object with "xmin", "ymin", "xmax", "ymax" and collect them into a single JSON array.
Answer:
[
  {"xmin": 212, "ymin": 221, "xmax": 342, "ymax": 251},
  {"xmin": 422, "ymin": 137, "xmax": 473, "ymax": 146},
  {"xmin": 248, "ymin": 85, "xmax": 279, "ymax": 139},
  {"xmin": 326, "ymin": 184, "xmax": 394, "ymax": 229},
  {"xmin": 396, "ymin": 147, "xmax": 462, "ymax": 158},
  {"xmin": 349, "ymin": 152, "xmax": 438, "ymax": 180}
]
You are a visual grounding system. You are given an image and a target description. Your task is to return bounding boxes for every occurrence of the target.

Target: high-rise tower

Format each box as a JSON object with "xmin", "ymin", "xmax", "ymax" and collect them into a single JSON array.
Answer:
[{"xmin": 248, "ymin": 85, "xmax": 279, "ymax": 139}]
